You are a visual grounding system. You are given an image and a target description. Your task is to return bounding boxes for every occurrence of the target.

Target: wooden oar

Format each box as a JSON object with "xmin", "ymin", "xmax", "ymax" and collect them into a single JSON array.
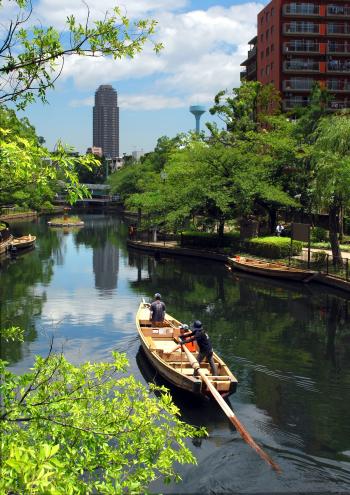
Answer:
[
  {"xmin": 181, "ymin": 344, "xmax": 281, "ymax": 473},
  {"xmin": 163, "ymin": 317, "xmax": 281, "ymax": 473}
]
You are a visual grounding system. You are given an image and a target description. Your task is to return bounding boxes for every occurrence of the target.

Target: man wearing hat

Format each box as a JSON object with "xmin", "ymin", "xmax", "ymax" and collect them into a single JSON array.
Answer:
[
  {"xmin": 149, "ymin": 293, "xmax": 166, "ymax": 325},
  {"xmin": 171, "ymin": 320, "xmax": 217, "ymax": 376}
]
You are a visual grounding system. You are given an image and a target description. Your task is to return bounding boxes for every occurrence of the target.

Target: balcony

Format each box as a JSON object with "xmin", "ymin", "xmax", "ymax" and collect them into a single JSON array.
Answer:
[
  {"xmin": 284, "ymin": 60, "xmax": 321, "ymax": 72},
  {"xmin": 327, "ymin": 5, "xmax": 350, "ymax": 18},
  {"xmin": 283, "ymin": 97, "xmax": 310, "ymax": 110},
  {"xmin": 327, "ymin": 42, "xmax": 350, "ymax": 54},
  {"xmin": 327, "ymin": 79, "xmax": 350, "ymax": 91},
  {"xmin": 327, "ymin": 60, "xmax": 350, "ymax": 72},
  {"xmin": 283, "ymin": 4, "xmax": 320, "ymax": 16},
  {"xmin": 284, "ymin": 22, "xmax": 320, "ymax": 35},
  {"xmin": 248, "ymin": 46, "xmax": 257, "ymax": 59},
  {"xmin": 283, "ymin": 78, "xmax": 315, "ymax": 91},
  {"xmin": 240, "ymin": 70, "xmax": 247, "ymax": 81},
  {"xmin": 329, "ymin": 99, "xmax": 350, "ymax": 109},
  {"xmin": 247, "ymin": 63, "xmax": 257, "ymax": 76},
  {"xmin": 284, "ymin": 41, "xmax": 321, "ymax": 53},
  {"xmin": 327, "ymin": 23, "xmax": 350, "ymax": 36}
]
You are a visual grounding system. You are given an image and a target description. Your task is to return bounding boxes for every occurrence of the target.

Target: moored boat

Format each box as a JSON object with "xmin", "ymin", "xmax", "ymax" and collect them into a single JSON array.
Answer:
[
  {"xmin": 136, "ymin": 300, "xmax": 238, "ymax": 398},
  {"xmin": 10, "ymin": 234, "xmax": 36, "ymax": 250},
  {"xmin": 228, "ymin": 256, "xmax": 316, "ymax": 282}
]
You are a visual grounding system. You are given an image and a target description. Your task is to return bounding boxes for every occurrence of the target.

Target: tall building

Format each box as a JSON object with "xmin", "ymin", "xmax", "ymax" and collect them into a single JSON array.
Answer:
[
  {"xmin": 241, "ymin": 1, "xmax": 350, "ymax": 111},
  {"xmin": 93, "ymin": 85, "xmax": 119, "ymax": 158}
]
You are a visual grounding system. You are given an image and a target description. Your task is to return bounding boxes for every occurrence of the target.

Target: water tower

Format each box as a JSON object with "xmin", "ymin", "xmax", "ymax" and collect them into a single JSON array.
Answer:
[{"xmin": 189, "ymin": 105, "xmax": 206, "ymax": 134}]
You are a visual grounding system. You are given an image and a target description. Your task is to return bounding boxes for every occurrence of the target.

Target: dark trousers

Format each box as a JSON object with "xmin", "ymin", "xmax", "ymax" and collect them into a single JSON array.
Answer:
[{"xmin": 194, "ymin": 351, "xmax": 217, "ymax": 376}]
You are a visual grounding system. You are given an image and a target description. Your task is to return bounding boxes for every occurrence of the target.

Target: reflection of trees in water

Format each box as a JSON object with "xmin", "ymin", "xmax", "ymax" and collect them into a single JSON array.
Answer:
[
  {"xmin": 1, "ymin": 221, "xmax": 62, "ymax": 364},
  {"xmin": 128, "ymin": 251, "xmax": 350, "ymax": 459}
]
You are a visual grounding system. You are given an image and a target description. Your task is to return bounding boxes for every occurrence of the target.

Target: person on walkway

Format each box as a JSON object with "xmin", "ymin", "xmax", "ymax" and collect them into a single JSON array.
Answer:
[
  {"xmin": 170, "ymin": 320, "xmax": 218, "ymax": 376},
  {"xmin": 149, "ymin": 293, "xmax": 166, "ymax": 325},
  {"xmin": 276, "ymin": 223, "xmax": 284, "ymax": 237}
]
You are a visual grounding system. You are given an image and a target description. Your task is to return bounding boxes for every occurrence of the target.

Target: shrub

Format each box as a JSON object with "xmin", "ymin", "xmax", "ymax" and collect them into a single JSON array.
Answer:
[
  {"xmin": 181, "ymin": 231, "xmax": 241, "ymax": 249},
  {"xmin": 311, "ymin": 227, "xmax": 328, "ymax": 243},
  {"xmin": 244, "ymin": 236, "xmax": 302, "ymax": 259},
  {"xmin": 312, "ymin": 250, "xmax": 328, "ymax": 267}
]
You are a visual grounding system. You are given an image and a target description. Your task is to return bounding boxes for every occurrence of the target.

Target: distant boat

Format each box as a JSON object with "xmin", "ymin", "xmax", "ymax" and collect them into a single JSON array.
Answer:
[
  {"xmin": 10, "ymin": 234, "xmax": 36, "ymax": 250},
  {"xmin": 136, "ymin": 300, "xmax": 238, "ymax": 398},
  {"xmin": 229, "ymin": 256, "xmax": 316, "ymax": 282}
]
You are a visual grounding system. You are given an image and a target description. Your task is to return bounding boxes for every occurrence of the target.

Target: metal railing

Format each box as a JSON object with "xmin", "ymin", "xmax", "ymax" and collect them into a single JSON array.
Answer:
[
  {"xmin": 284, "ymin": 22, "xmax": 320, "ymax": 34},
  {"xmin": 283, "ymin": 78, "xmax": 315, "ymax": 90},
  {"xmin": 284, "ymin": 60, "xmax": 320, "ymax": 71},
  {"xmin": 327, "ymin": 23, "xmax": 350, "ymax": 34},
  {"xmin": 283, "ymin": 4, "xmax": 320, "ymax": 15},
  {"xmin": 327, "ymin": 5, "xmax": 350, "ymax": 16},
  {"xmin": 327, "ymin": 61, "xmax": 350, "ymax": 72},
  {"xmin": 284, "ymin": 41, "xmax": 320, "ymax": 53},
  {"xmin": 327, "ymin": 79, "xmax": 350, "ymax": 90},
  {"xmin": 290, "ymin": 250, "xmax": 350, "ymax": 281},
  {"xmin": 327, "ymin": 42, "xmax": 350, "ymax": 54}
]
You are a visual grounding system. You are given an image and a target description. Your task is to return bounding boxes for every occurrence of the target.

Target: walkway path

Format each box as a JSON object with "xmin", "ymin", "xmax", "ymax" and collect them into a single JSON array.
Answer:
[{"xmin": 302, "ymin": 247, "xmax": 350, "ymax": 260}]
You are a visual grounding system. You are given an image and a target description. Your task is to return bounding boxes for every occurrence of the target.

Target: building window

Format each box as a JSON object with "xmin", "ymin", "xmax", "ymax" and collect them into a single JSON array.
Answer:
[
  {"xmin": 261, "ymin": 68, "xmax": 265, "ymax": 76},
  {"xmin": 261, "ymin": 16, "xmax": 264, "ymax": 24},
  {"xmin": 261, "ymin": 33, "xmax": 264, "ymax": 42},
  {"xmin": 271, "ymin": 7, "xmax": 275, "ymax": 16},
  {"xmin": 266, "ymin": 46, "xmax": 270, "ymax": 56},
  {"xmin": 266, "ymin": 64, "xmax": 270, "ymax": 75},
  {"xmin": 271, "ymin": 62, "xmax": 274, "ymax": 71},
  {"xmin": 271, "ymin": 43, "xmax": 274, "ymax": 52},
  {"xmin": 266, "ymin": 11, "xmax": 270, "ymax": 23},
  {"xmin": 261, "ymin": 51, "xmax": 264, "ymax": 59},
  {"xmin": 271, "ymin": 25, "xmax": 274, "ymax": 35}
]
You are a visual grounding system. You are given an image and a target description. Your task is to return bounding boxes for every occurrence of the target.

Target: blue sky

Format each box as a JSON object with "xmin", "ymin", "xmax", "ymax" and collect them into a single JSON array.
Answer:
[{"xmin": 12, "ymin": 0, "xmax": 265, "ymax": 154}]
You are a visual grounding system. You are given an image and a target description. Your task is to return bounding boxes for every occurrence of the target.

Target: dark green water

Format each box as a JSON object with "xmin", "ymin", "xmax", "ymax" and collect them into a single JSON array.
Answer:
[{"xmin": 1, "ymin": 213, "xmax": 350, "ymax": 494}]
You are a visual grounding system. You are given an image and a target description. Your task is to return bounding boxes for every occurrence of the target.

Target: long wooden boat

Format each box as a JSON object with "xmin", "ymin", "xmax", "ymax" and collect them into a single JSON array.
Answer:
[
  {"xmin": 10, "ymin": 234, "xmax": 36, "ymax": 250},
  {"xmin": 136, "ymin": 300, "xmax": 238, "ymax": 398},
  {"xmin": 229, "ymin": 256, "xmax": 316, "ymax": 282}
]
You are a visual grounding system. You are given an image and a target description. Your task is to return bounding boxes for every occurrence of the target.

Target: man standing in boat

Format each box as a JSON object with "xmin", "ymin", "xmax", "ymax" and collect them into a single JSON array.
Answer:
[
  {"xmin": 149, "ymin": 293, "xmax": 166, "ymax": 326},
  {"xmin": 171, "ymin": 320, "xmax": 218, "ymax": 376}
]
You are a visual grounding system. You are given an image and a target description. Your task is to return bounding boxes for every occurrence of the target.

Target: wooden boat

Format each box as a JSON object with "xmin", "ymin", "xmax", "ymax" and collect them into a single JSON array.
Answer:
[
  {"xmin": 136, "ymin": 300, "xmax": 238, "ymax": 398},
  {"xmin": 10, "ymin": 234, "xmax": 36, "ymax": 250},
  {"xmin": 228, "ymin": 256, "xmax": 316, "ymax": 282}
]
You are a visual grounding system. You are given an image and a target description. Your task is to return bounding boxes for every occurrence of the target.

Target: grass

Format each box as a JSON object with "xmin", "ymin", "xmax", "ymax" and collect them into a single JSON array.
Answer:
[{"xmin": 50, "ymin": 216, "xmax": 82, "ymax": 224}]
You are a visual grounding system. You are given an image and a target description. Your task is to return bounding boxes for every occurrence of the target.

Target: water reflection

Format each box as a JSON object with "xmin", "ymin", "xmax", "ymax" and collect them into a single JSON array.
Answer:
[{"xmin": 1, "ymin": 214, "xmax": 350, "ymax": 493}]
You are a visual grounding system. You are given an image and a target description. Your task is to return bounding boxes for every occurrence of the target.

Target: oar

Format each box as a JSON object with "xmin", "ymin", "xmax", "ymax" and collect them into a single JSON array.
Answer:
[
  {"xmin": 163, "ymin": 318, "xmax": 281, "ymax": 473},
  {"xmin": 181, "ymin": 344, "xmax": 281, "ymax": 473}
]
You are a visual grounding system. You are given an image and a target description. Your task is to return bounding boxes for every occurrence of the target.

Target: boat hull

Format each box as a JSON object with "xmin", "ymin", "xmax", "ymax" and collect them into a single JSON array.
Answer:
[
  {"xmin": 10, "ymin": 235, "xmax": 36, "ymax": 250},
  {"xmin": 229, "ymin": 258, "xmax": 316, "ymax": 282}
]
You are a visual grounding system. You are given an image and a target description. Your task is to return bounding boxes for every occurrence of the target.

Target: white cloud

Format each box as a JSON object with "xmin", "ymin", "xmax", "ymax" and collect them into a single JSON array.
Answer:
[{"xmin": 33, "ymin": 1, "xmax": 262, "ymax": 111}]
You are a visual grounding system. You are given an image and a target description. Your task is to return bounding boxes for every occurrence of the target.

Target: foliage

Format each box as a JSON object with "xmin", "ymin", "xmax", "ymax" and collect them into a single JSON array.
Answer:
[
  {"xmin": 0, "ymin": 327, "xmax": 24, "ymax": 342},
  {"xmin": 0, "ymin": 349, "xmax": 203, "ymax": 494},
  {"xmin": 0, "ymin": 1, "xmax": 162, "ymax": 109},
  {"xmin": 181, "ymin": 231, "xmax": 240, "ymax": 249},
  {"xmin": 311, "ymin": 227, "xmax": 328, "ymax": 243},
  {"xmin": 49, "ymin": 215, "xmax": 82, "ymax": 224},
  {"xmin": 0, "ymin": 107, "xmax": 100, "ymax": 206},
  {"xmin": 244, "ymin": 236, "xmax": 302, "ymax": 259}
]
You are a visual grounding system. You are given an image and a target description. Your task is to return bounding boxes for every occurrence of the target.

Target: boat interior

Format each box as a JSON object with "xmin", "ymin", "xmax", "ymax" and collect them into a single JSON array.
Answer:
[{"xmin": 138, "ymin": 319, "xmax": 230, "ymax": 382}]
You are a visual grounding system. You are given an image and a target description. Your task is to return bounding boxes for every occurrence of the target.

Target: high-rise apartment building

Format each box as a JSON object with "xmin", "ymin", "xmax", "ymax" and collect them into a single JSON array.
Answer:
[
  {"xmin": 93, "ymin": 85, "xmax": 119, "ymax": 158},
  {"xmin": 241, "ymin": 1, "xmax": 350, "ymax": 110}
]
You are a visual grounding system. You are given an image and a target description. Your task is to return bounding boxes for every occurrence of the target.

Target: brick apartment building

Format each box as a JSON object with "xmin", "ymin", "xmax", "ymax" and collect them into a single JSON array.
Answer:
[{"xmin": 241, "ymin": 1, "xmax": 350, "ymax": 110}]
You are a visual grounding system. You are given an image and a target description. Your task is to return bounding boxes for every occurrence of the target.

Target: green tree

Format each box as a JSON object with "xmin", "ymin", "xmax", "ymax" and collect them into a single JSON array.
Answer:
[
  {"xmin": 0, "ymin": 0, "xmax": 162, "ymax": 109},
  {"xmin": 0, "ymin": 342, "xmax": 203, "ymax": 494},
  {"xmin": 311, "ymin": 114, "xmax": 350, "ymax": 263}
]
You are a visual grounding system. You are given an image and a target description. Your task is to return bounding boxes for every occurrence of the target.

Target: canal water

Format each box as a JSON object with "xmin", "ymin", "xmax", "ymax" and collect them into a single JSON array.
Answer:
[{"xmin": 1, "ymin": 213, "xmax": 350, "ymax": 494}]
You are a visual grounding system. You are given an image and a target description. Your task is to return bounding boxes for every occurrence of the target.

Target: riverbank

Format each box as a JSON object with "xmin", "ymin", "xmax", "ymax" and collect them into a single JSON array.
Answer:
[{"xmin": 127, "ymin": 239, "xmax": 350, "ymax": 293}]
